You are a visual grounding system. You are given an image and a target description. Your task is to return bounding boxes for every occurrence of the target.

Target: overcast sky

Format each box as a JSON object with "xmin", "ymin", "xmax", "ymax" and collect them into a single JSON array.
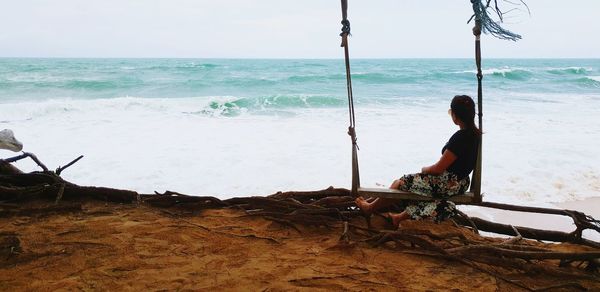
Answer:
[{"xmin": 1, "ymin": 0, "xmax": 598, "ymax": 58}]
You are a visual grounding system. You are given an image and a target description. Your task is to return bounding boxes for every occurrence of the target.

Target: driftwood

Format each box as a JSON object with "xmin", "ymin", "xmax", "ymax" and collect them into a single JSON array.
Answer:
[
  {"xmin": 0, "ymin": 156, "xmax": 137, "ymax": 204},
  {"xmin": 454, "ymin": 215, "xmax": 600, "ymax": 249},
  {"xmin": 1, "ymin": 152, "xmax": 599, "ymax": 290}
]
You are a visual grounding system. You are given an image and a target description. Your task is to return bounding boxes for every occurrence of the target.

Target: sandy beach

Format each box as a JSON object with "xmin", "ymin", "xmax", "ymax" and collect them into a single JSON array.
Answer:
[{"xmin": 1, "ymin": 196, "xmax": 599, "ymax": 291}]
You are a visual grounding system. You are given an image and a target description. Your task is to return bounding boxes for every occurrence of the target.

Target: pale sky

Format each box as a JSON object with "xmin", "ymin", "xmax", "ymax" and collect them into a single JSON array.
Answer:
[{"xmin": 1, "ymin": 0, "xmax": 598, "ymax": 58}]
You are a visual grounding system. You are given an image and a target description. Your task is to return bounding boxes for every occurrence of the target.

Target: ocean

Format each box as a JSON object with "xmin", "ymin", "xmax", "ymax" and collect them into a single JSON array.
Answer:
[{"xmin": 1, "ymin": 58, "xmax": 599, "ymax": 208}]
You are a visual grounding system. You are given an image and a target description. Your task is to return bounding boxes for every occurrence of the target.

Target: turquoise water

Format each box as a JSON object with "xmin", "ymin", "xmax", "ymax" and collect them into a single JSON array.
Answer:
[
  {"xmin": 1, "ymin": 58, "xmax": 599, "ymax": 110},
  {"xmin": 1, "ymin": 58, "xmax": 599, "ymax": 206}
]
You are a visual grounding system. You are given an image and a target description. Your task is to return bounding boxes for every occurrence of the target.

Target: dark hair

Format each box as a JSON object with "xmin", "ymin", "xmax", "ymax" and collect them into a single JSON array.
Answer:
[{"xmin": 451, "ymin": 95, "xmax": 481, "ymax": 135}]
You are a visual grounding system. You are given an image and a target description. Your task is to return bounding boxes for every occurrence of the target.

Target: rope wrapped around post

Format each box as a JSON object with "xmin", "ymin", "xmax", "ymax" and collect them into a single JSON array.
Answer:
[
  {"xmin": 470, "ymin": 19, "xmax": 483, "ymax": 202},
  {"xmin": 339, "ymin": 0, "xmax": 360, "ymax": 196}
]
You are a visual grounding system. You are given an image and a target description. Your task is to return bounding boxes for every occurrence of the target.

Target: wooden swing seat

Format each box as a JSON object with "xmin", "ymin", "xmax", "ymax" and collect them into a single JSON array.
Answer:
[{"xmin": 358, "ymin": 187, "xmax": 480, "ymax": 204}]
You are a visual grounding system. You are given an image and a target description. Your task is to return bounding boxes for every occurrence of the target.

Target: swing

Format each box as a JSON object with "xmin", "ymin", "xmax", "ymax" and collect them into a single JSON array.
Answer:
[{"xmin": 339, "ymin": 0, "xmax": 487, "ymax": 204}]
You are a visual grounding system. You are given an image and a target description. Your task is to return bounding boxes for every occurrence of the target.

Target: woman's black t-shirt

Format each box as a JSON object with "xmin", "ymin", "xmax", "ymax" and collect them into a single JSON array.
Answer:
[{"xmin": 441, "ymin": 129, "xmax": 479, "ymax": 179}]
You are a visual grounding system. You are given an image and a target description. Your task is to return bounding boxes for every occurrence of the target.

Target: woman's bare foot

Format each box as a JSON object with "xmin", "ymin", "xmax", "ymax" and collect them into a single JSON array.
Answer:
[
  {"xmin": 354, "ymin": 196, "xmax": 373, "ymax": 215},
  {"xmin": 383, "ymin": 212, "xmax": 410, "ymax": 229}
]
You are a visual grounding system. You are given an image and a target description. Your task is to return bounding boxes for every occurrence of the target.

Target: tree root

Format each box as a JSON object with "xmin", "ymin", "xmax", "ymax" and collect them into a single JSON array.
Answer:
[{"xmin": 2, "ymin": 152, "xmax": 599, "ymax": 290}]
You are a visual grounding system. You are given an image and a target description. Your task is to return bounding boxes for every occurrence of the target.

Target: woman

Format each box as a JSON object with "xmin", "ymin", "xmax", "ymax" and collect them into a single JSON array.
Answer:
[{"xmin": 355, "ymin": 95, "xmax": 481, "ymax": 227}]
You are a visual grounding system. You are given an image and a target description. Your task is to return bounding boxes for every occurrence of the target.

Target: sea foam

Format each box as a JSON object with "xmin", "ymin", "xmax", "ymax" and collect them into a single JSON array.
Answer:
[
  {"xmin": 1, "ymin": 58, "xmax": 599, "ymax": 213},
  {"xmin": 1, "ymin": 95, "xmax": 598, "ymax": 214}
]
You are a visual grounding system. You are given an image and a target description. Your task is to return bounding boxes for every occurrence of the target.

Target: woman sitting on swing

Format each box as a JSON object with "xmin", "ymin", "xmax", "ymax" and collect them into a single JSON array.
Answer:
[{"xmin": 355, "ymin": 95, "xmax": 481, "ymax": 227}]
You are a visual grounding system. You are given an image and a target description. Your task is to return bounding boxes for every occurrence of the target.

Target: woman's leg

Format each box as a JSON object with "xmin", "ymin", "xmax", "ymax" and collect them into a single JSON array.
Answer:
[
  {"xmin": 386, "ymin": 211, "xmax": 411, "ymax": 228},
  {"xmin": 354, "ymin": 178, "xmax": 407, "ymax": 214},
  {"xmin": 355, "ymin": 197, "xmax": 396, "ymax": 214}
]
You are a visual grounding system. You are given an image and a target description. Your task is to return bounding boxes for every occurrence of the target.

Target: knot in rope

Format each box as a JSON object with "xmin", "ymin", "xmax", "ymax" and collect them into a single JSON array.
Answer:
[
  {"xmin": 347, "ymin": 126, "xmax": 359, "ymax": 149},
  {"xmin": 347, "ymin": 126, "xmax": 355, "ymax": 137},
  {"xmin": 340, "ymin": 19, "xmax": 351, "ymax": 37},
  {"xmin": 472, "ymin": 24, "xmax": 482, "ymax": 37}
]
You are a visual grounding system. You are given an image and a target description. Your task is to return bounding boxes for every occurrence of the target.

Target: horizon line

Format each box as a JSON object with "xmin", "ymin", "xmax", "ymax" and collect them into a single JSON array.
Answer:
[{"xmin": 2, "ymin": 56, "xmax": 599, "ymax": 60}]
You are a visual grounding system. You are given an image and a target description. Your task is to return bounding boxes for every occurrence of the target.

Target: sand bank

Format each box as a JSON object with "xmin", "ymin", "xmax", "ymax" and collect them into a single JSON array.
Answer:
[{"xmin": 1, "ymin": 199, "xmax": 599, "ymax": 291}]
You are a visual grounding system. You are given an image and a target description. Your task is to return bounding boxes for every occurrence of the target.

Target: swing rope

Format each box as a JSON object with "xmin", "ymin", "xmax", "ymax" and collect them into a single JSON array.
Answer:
[{"xmin": 339, "ymin": 0, "xmax": 360, "ymax": 197}]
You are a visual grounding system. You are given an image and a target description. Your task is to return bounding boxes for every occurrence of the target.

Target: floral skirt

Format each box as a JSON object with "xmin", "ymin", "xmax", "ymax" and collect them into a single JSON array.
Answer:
[{"xmin": 396, "ymin": 171, "xmax": 469, "ymax": 222}]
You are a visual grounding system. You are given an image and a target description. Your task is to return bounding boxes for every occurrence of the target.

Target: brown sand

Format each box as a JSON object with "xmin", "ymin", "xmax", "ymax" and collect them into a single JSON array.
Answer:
[{"xmin": 1, "ymin": 200, "xmax": 598, "ymax": 291}]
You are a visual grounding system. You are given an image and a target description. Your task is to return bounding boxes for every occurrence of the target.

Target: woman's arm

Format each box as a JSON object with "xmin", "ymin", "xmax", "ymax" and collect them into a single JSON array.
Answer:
[{"xmin": 421, "ymin": 150, "xmax": 457, "ymax": 175}]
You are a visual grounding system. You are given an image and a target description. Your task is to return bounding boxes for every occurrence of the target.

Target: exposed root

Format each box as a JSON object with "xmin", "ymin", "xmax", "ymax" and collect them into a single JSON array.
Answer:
[{"xmin": 2, "ymin": 153, "xmax": 599, "ymax": 291}]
